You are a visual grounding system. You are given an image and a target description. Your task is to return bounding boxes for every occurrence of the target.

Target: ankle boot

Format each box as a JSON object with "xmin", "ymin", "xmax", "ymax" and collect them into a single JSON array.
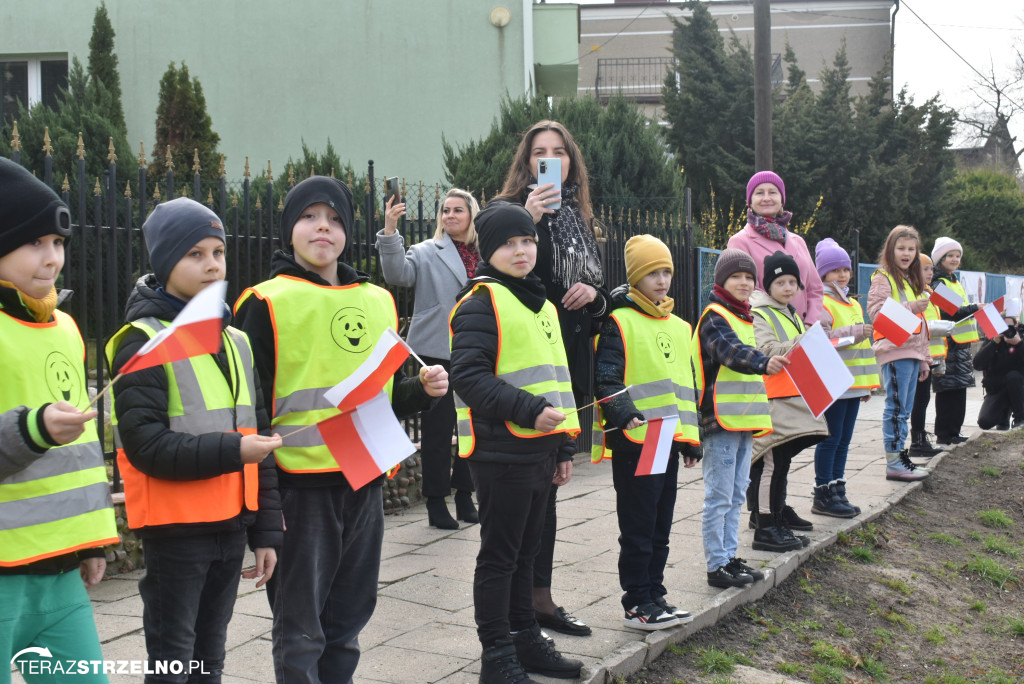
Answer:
[
  {"xmin": 832, "ymin": 479, "xmax": 860, "ymax": 515},
  {"xmin": 512, "ymin": 624, "xmax": 582, "ymax": 679},
  {"xmin": 426, "ymin": 497, "xmax": 459, "ymax": 530},
  {"xmin": 811, "ymin": 484, "xmax": 857, "ymax": 518},
  {"xmin": 752, "ymin": 512, "xmax": 802, "ymax": 552},
  {"xmin": 455, "ymin": 490, "xmax": 479, "ymax": 524},
  {"xmin": 909, "ymin": 431, "xmax": 941, "ymax": 457},
  {"xmin": 782, "ymin": 505, "xmax": 814, "ymax": 531},
  {"xmin": 480, "ymin": 638, "xmax": 537, "ymax": 683},
  {"xmin": 775, "ymin": 512, "xmax": 809, "ymax": 547}
]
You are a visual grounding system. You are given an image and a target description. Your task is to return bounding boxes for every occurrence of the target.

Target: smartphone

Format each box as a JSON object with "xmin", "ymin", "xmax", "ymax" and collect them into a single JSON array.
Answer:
[
  {"xmin": 537, "ymin": 158, "xmax": 562, "ymax": 210},
  {"xmin": 384, "ymin": 176, "xmax": 400, "ymax": 206}
]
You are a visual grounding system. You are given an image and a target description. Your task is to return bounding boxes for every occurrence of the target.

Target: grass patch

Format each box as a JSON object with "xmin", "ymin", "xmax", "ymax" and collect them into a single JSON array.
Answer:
[
  {"xmin": 978, "ymin": 509, "xmax": 1013, "ymax": 529},
  {"xmin": 860, "ymin": 654, "xmax": 887, "ymax": 679},
  {"xmin": 1007, "ymin": 617, "xmax": 1024, "ymax": 636},
  {"xmin": 929, "ymin": 532, "xmax": 962, "ymax": 546},
  {"xmin": 799, "ymin": 619, "xmax": 823, "ymax": 631},
  {"xmin": 877, "ymin": 576, "xmax": 914, "ymax": 596},
  {"xmin": 694, "ymin": 646, "xmax": 737, "ymax": 675},
  {"xmin": 809, "ymin": 662, "xmax": 845, "ymax": 683},
  {"xmin": 925, "ymin": 626, "xmax": 948, "ymax": 645},
  {"xmin": 777, "ymin": 661, "xmax": 803, "ymax": 675},
  {"xmin": 810, "ymin": 641, "xmax": 858, "ymax": 669},
  {"xmin": 980, "ymin": 465, "xmax": 1001, "ymax": 477},
  {"xmin": 965, "ymin": 554, "xmax": 1018, "ymax": 587},
  {"xmin": 835, "ymin": 621, "xmax": 854, "ymax": 638},
  {"xmin": 850, "ymin": 546, "xmax": 878, "ymax": 563},
  {"xmin": 981, "ymin": 534, "xmax": 1020, "ymax": 558}
]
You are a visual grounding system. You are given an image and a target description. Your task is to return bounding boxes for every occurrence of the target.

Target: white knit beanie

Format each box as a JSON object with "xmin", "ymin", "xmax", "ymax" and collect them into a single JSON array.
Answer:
[{"xmin": 931, "ymin": 236, "xmax": 963, "ymax": 265}]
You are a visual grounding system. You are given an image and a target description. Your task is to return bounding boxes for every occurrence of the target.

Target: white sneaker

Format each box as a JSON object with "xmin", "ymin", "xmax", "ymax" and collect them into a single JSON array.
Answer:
[{"xmin": 623, "ymin": 603, "xmax": 681, "ymax": 631}]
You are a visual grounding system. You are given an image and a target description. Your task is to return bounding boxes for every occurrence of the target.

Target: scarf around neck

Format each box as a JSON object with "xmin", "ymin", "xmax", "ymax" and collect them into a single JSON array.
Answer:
[
  {"xmin": 712, "ymin": 284, "xmax": 752, "ymax": 317},
  {"xmin": 628, "ymin": 286, "xmax": 674, "ymax": 318},
  {"xmin": 747, "ymin": 208, "xmax": 794, "ymax": 245},
  {"xmin": 474, "ymin": 263, "xmax": 547, "ymax": 313},
  {"xmin": 0, "ymin": 280, "xmax": 57, "ymax": 323},
  {"xmin": 546, "ymin": 183, "xmax": 604, "ymax": 289}
]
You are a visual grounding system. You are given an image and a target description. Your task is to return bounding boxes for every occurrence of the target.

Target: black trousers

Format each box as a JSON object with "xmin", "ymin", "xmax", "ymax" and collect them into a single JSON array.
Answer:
[
  {"xmin": 749, "ymin": 442, "xmax": 796, "ymax": 515},
  {"xmin": 611, "ymin": 449, "xmax": 678, "ymax": 610},
  {"xmin": 978, "ymin": 371, "xmax": 1024, "ymax": 429},
  {"xmin": 934, "ymin": 388, "xmax": 968, "ymax": 440},
  {"xmin": 910, "ymin": 373, "xmax": 932, "ymax": 434},
  {"xmin": 419, "ymin": 357, "xmax": 473, "ymax": 498},
  {"xmin": 469, "ymin": 452, "xmax": 556, "ymax": 647}
]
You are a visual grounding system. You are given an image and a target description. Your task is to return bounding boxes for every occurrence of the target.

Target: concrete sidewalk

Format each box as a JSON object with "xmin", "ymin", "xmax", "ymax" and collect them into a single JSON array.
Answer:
[{"xmin": 16, "ymin": 383, "xmax": 987, "ymax": 684}]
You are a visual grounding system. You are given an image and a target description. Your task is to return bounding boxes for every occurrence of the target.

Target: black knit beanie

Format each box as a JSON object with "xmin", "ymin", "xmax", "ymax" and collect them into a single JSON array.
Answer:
[
  {"xmin": 0, "ymin": 157, "xmax": 71, "ymax": 259},
  {"xmin": 474, "ymin": 202, "xmax": 537, "ymax": 263},
  {"xmin": 142, "ymin": 197, "xmax": 226, "ymax": 286},
  {"xmin": 762, "ymin": 250, "xmax": 804, "ymax": 291},
  {"xmin": 279, "ymin": 176, "xmax": 354, "ymax": 252}
]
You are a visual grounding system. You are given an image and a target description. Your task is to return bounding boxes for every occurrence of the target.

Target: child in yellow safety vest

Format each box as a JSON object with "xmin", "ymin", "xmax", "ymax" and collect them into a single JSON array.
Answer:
[
  {"xmin": 449, "ymin": 202, "xmax": 584, "ymax": 683},
  {"xmin": 0, "ymin": 157, "xmax": 118, "ymax": 682},
  {"xmin": 592, "ymin": 235, "xmax": 702, "ymax": 631},
  {"xmin": 694, "ymin": 249, "xmax": 789, "ymax": 590},
  {"xmin": 108, "ymin": 197, "xmax": 283, "ymax": 681},
  {"xmin": 909, "ymin": 254, "xmax": 953, "ymax": 457}
]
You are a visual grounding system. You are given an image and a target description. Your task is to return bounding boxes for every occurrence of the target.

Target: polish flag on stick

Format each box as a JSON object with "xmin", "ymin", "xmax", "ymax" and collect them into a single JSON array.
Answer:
[
  {"xmin": 930, "ymin": 283, "xmax": 965, "ymax": 316},
  {"xmin": 873, "ymin": 297, "xmax": 921, "ymax": 347},
  {"xmin": 318, "ymin": 391, "xmax": 416, "ymax": 490},
  {"xmin": 784, "ymin": 323, "xmax": 855, "ymax": 419},
  {"xmin": 830, "ymin": 336, "xmax": 856, "ymax": 349},
  {"xmin": 634, "ymin": 415, "xmax": 678, "ymax": 477},
  {"xmin": 324, "ymin": 328, "xmax": 411, "ymax": 412},
  {"xmin": 975, "ymin": 299, "xmax": 1009, "ymax": 339}
]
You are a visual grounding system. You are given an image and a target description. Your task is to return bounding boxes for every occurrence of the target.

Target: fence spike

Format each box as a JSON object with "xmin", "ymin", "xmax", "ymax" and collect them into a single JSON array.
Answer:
[
  {"xmin": 481, "ymin": 189, "xmax": 487, "ymax": 204},
  {"xmin": 355, "ymin": 205, "xmax": 361, "ymax": 219},
  {"xmin": 254, "ymin": 194, "xmax": 262, "ymax": 210},
  {"xmin": 277, "ymin": 196, "xmax": 284, "ymax": 211},
  {"xmin": 107, "ymin": 137, "xmax": 117, "ymax": 164},
  {"xmin": 138, "ymin": 141, "xmax": 146, "ymax": 167},
  {"xmin": 42, "ymin": 127, "xmax": 53, "ymax": 156},
  {"xmin": 76, "ymin": 132, "xmax": 85, "ymax": 159},
  {"xmin": 401, "ymin": 177, "xmax": 407, "ymax": 197},
  {"xmin": 244, "ymin": 156, "xmax": 250, "ymax": 179},
  {"xmin": 435, "ymin": 183, "xmax": 440, "ymax": 202},
  {"xmin": 206, "ymin": 188, "xmax": 214, "ymax": 206},
  {"xmin": 364, "ymin": 175, "xmax": 370, "ymax": 193},
  {"xmin": 330, "ymin": 167, "xmax": 335, "ymax": 179},
  {"xmin": 288, "ymin": 162, "xmax": 295, "ymax": 186},
  {"xmin": 179, "ymin": 184, "xmax": 188, "ymax": 198},
  {"xmin": 309, "ymin": 163, "xmax": 315, "ymax": 177},
  {"xmin": 10, "ymin": 121, "xmax": 21, "ymax": 151},
  {"xmin": 219, "ymin": 154, "xmax": 226, "ymax": 178},
  {"xmin": 418, "ymin": 180, "xmax": 423, "ymax": 200},
  {"xmin": 347, "ymin": 169, "xmax": 353, "ymax": 185},
  {"xmin": 93, "ymin": 177, "xmax": 101, "ymax": 195},
  {"xmin": 153, "ymin": 183, "xmax": 161, "ymax": 201},
  {"xmin": 192, "ymin": 149, "xmax": 201, "ymax": 174},
  {"xmin": 61, "ymin": 173, "xmax": 70, "ymax": 193},
  {"xmin": 231, "ymin": 190, "xmax": 238, "ymax": 207},
  {"xmin": 266, "ymin": 160, "xmax": 273, "ymax": 183},
  {"xmin": 165, "ymin": 145, "xmax": 174, "ymax": 170},
  {"xmin": 125, "ymin": 180, "xmax": 132, "ymax": 198}
]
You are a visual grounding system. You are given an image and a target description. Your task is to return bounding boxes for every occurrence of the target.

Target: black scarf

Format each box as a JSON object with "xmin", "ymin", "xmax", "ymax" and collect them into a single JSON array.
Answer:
[
  {"xmin": 548, "ymin": 184, "xmax": 603, "ymax": 289},
  {"xmin": 474, "ymin": 264, "xmax": 547, "ymax": 314}
]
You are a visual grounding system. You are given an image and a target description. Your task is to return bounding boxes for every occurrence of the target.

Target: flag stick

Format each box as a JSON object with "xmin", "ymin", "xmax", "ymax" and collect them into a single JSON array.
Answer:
[
  {"xmin": 88, "ymin": 373, "xmax": 123, "ymax": 410},
  {"xmin": 566, "ymin": 385, "xmax": 633, "ymax": 414},
  {"xmin": 386, "ymin": 327, "xmax": 429, "ymax": 369},
  {"xmin": 281, "ymin": 404, "xmax": 359, "ymax": 443}
]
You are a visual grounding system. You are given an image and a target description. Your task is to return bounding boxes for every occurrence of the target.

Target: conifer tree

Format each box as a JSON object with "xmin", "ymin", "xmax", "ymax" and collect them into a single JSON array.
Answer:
[
  {"xmin": 87, "ymin": 2, "xmax": 125, "ymax": 133},
  {"xmin": 149, "ymin": 62, "xmax": 222, "ymax": 185}
]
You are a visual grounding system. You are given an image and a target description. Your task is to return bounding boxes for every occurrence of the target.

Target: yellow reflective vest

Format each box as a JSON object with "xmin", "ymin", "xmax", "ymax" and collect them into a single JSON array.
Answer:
[
  {"xmin": 693, "ymin": 303, "xmax": 773, "ymax": 437},
  {"xmin": 590, "ymin": 307, "xmax": 700, "ymax": 463},
  {"xmin": 450, "ymin": 281, "xmax": 580, "ymax": 458},
  {"xmin": 822, "ymin": 295, "xmax": 882, "ymax": 389},
  {"xmin": 106, "ymin": 319, "xmax": 260, "ymax": 531},
  {"xmin": 936, "ymin": 278, "xmax": 980, "ymax": 344},
  {"xmin": 236, "ymin": 275, "xmax": 398, "ymax": 473},
  {"xmin": 0, "ymin": 309, "xmax": 118, "ymax": 567},
  {"xmin": 921, "ymin": 297, "xmax": 949, "ymax": 360}
]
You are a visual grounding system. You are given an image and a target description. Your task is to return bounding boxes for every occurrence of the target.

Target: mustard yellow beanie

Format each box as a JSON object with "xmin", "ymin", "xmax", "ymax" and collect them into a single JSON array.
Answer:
[{"xmin": 625, "ymin": 234, "xmax": 673, "ymax": 286}]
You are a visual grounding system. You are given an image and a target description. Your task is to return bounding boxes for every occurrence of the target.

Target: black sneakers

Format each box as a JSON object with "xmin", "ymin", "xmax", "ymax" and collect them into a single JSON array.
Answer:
[
  {"xmin": 479, "ymin": 638, "xmax": 537, "ymax": 684},
  {"xmin": 707, "ymin": 564, "xmax": 754, "ymax": 588},
  {"xmin": 726, "ymin": 557, "xmax": 765, "ymax": 582},
  {"xmin": 512, "ymin": 624, "xmax": 582, "ymax": 679},
  {"xmin": 623, "ymin": 602, "xmax": 680, "ymax": 631}
]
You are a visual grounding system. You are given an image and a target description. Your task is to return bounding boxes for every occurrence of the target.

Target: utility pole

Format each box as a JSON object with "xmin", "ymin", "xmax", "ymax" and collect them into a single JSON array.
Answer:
[{"xmin": 754, "ymin": 0, "xmax": 773, "ymax": 171}]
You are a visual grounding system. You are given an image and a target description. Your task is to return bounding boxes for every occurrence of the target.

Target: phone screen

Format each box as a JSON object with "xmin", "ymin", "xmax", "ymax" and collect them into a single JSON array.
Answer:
[
  {"xmin": 537, "ymin": 158, "xmax": 561, "ymax": 210},
  {"xmin": 384, "ymin": 177, "xmax": 399, "ymax": 205}
]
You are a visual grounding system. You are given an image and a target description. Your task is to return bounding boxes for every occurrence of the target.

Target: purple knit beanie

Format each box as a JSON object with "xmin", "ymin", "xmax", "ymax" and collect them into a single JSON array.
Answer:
[
  {"xmin": 746, "ymin": 171, "xmax": 786, "ymax": 206},
  {"xmin": 814, "ymin": 238, "xmax": 851, "ymax": 280}
]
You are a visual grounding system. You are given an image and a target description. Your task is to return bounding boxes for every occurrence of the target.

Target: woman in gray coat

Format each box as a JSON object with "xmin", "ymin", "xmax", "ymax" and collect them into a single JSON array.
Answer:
[{"xmin": 376, "ymin": 188, "xmax": 482, "ymax": 529}]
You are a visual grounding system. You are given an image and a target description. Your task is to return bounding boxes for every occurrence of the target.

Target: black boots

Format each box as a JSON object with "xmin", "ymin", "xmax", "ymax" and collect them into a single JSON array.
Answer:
[
  {"xmin": 426, "ymin": 497, "xmax": 459, "ymax": 530},
  {"xmin": 831, "ymin": 479, "xmax": 861, "ymax": 515},
  {"xmin": 512, "ymin": 624, "xmax": 583, "ymax": 679},
  {"xmin": 480, "ymin": 638, "xmax": 537, "ymax": 683},
  {"xmin": 909, "ymin": 430, "xmax": 942, "ymax": 457},
  {"xmin": 811, "ymin": 483, "xmax": 857, "ymax": 518},
  {"xmin": 455, "ymin": 490, "xmax": 479, "ymax": 524},
  {"xmin": 752, "ymin": 512, "xmax": 802, "ymax": 552}
]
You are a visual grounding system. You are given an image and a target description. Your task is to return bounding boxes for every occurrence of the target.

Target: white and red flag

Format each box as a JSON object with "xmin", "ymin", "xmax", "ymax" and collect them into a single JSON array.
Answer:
[
  {"xmin": 929, "ymin": 283, "xmax": 965, "ymax": 316},
  {"xmin": 975, "ymin": 298, "xmax": 1009, "ymax": 339},
  {"xmin": 318, "ymin": 391, "xmax": 416, "ymax": 490},
  {"xmin": 118, "ymin": 281, "xmax": 227, "ymax": 374},
  {"xmin": 830, "ymin": 336, "xmax": 856, "ymax": 349},
  {"xmin": 873, "ymin": 297, "xmax": 921, "ymax": 347},
  {"xmin": 784, "ymin": 323, "xmax": 855, "ymax": 419},
  {"xmin": 634, "ymin": 415, "xmax": 678, "ymax": 477},
  {"xmin": 324, "ymin": 327, "xmax": 410, "ymax": 412}
]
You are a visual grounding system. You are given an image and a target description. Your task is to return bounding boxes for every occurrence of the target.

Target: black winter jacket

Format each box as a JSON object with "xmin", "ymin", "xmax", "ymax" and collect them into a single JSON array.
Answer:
[
  {"xmin": 109, "ymin": 275, "xmax": 283, "ymax": 549},
  {"xmin": 973, "ymin": 324, "xmax": 1024, "ymax": 391},
  {"xmin": 233, "ymin": 251, "xmax": 434, "ymax": 489},
  {"xmin": 931, "ymin": 270, "xmax": 979, "ymax": 393},
  {"xmin": 449, "ymin": 277, "xmax": 575, "ymax": 464},
  {"xmin": 593, "ymin": 285, "xmax": 701, "ymax": 461}
]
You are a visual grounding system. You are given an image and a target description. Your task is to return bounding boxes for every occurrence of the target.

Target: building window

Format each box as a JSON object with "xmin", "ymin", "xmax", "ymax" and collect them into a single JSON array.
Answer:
[{"xmin": 1, "ymin": 56, "xmax": 68, "ymax": 125}]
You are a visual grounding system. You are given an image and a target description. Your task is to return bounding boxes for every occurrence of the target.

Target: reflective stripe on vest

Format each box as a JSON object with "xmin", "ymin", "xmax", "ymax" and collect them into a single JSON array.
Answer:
[
  {"xmin": 752, "ymin": 305, "xmax": 804, "ymax": 399},
  {"xmin": 872, "ymin": 270, "xmax": 923, "ymax": 341},
  {"xmin": 0, "ymin": 309, "xmax": 118, "ymax": 567},
  {"xmin": 822, "ymin": 295, "xmax": 882, "ymax": 389},
  {"xmin": 237, "ymin": 276, "xmax": 398, "ymax": 473},
  {"xmin": 590, "ymin": 307, "xmax": 700, "ymax": 463},
  {"xmin": 939, "ymin": 278, "xmax": 980, "ymax": 343},
  {"xmin": 450, "ymin": 282, "xmax": 580, "ymax": 458},
  {"xmin": 106, "ymin": 318, "xmax": 260, "ymax": 530},
  {"xmin": 693, "ymin": 303, "xmax": 772, "ymax": 436},
  {"xmin": 922, "ymin": 300, "xmax": 949, "ymax": 359}
]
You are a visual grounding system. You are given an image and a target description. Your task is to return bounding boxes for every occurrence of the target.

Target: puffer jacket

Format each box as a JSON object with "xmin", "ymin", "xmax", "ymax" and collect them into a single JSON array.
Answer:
[
  {"xmin": 109, "ymin": 274, "xmax": 282, "ymax": 549},
  {"xmin": 749, "ymin": 290, "xmax": 829, "ymax": 461},
  {"xmin": 931, "ymin": 269, "xmax": 979, "ymax": 393}
]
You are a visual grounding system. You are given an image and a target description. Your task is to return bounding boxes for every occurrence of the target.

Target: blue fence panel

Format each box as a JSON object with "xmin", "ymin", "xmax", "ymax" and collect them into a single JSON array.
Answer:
[
  {"xmin": 697, "ymin": 247, "xmax": 722, "ymax": 313},
  {"xmin": 985, "ymin": 273, "xmax": 1006, "ymax": 303}
]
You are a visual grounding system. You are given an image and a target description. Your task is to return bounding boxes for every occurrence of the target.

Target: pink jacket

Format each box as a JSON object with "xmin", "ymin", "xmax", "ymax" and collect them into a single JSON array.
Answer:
[
  {"xmin": 867, "ymin": 271, "xmax": 929, "ymax": 370},
  {"xmin": 727, "ymin": 224, "xmax": 824, "ymax": 325}
]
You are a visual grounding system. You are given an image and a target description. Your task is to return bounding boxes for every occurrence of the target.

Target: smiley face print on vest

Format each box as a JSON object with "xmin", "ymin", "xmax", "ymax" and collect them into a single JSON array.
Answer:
[
  {"xmin": 656, "ymin": 332, "xmax": 675, "ymax": 363},
  {"xmin": 331, "ymin": 307, "xmax": 373, "ymax": 353},
  {"xmin": 535, "ymin": 309, "xmax": 559, "ymax": 345},
  {"xmin": 45, "ymin": 351, "xmax": 82, "ymax": 405}
]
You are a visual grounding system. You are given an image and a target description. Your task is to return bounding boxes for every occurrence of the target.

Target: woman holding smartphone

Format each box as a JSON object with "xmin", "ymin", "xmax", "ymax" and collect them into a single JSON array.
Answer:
[
  {"xmin": 377, "ymin": 188, "xmax": 482, "ymax": 530},
  {"xmin": 491, "ymin": 120, "xmax": 609, "ymax": 637}
]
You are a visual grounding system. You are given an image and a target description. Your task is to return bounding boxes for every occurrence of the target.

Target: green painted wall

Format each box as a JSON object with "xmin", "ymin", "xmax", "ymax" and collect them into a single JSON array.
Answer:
[{"xmin": 0, "ymin": 1, "xmax": 535, "ymax": 187}]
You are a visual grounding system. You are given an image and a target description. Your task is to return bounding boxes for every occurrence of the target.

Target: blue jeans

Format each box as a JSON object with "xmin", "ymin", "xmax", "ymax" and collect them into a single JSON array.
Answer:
[
  {"xmin": 880, "ymin": 360, "xmax": 919, "ymax": 453},
  {"xmin": 701, "ymin": 429, "xmax": 753, "ymax": 573},
  {"xmin": 814, "ymin": 397, "xmax": 861, "ymax": 486}
]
